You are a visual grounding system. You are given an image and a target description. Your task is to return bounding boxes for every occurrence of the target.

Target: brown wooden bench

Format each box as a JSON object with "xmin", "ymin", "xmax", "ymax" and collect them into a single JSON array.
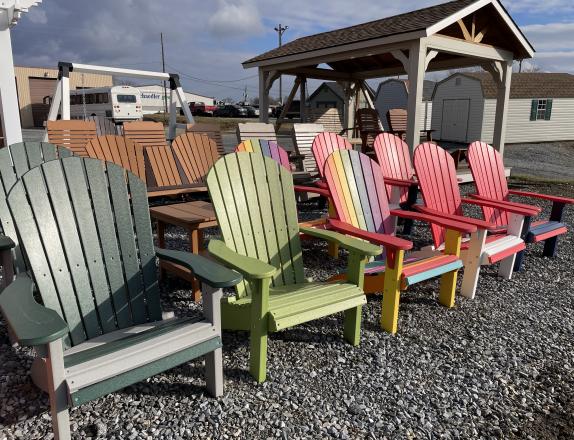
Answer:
[
  {"xmin": 84, "ymin": 135, "xmax": 146, "ymax": 182},
  {"xmin": 123, "ymin": 120, "xmax": 167, "ymax": 149},
  {"xmin": 386, "ymin": 108, "xmax": 435, "ymax": 142},
  {"xmin": 46, "ymin": 120, "xmax": 97, "ymax": 156},
  {"xmin": 186, "ymin": 123, "xmax": 224, "ymax": 156},
  {"xmin": 172, "ymin": 133, "xmax": 220, "ymax": 187}
]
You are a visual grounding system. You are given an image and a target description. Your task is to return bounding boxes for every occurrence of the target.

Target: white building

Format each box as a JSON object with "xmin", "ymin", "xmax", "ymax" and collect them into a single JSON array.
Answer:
[
  {"xmin": 431, "ymin": 72, "xmax": 574, "ymax": 144},
  {"xmin": 134, "ymin": 85, "xmax": 215, "ymax": 115},
  {"xmin": 374, "ymin": 79, "xmax": 435, "ymax": 131}
]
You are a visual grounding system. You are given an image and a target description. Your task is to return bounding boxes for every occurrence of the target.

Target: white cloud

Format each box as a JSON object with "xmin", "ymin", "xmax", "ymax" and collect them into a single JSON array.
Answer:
[
  {"xmin": 208, "ymin": 0, "xmax": 264, "ymax": 37},
  {"xmin": 522, "ymin": 22, "xmax": 574, "ymax": 51},
  {"xmin": 25, "ymin": 8, "xmax": 48, "ymax": 24},
  {"xmin": 503, "ymin": 0, "xmax": 574, "ymax": 14}
]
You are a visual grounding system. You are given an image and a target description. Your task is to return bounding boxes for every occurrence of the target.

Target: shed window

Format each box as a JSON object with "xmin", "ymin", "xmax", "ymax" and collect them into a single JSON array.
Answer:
[
  {"xmin": 455, "ymin": 77, "xmax": 462, "ymax": 86},
  {"xmin": 530, "ymin": 98, "xmax": 553, "ymax": 121}
]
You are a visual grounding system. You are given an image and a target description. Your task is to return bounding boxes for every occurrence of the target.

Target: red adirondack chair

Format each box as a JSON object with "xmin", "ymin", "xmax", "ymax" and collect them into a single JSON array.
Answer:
[
  {"xmin": 467, "ymin": 141, "xmax": 573, "ymax": 266},
  {"xmin": 321, "ymin": 149, "xmax": 476, "ymax": 333},
  {"xmin": 413, "ymin": 142, "xmax": 540, "ymax": 299},
  {"xmin": 311, "ymin": 132, "xmax": 353, "ymax": 182}
]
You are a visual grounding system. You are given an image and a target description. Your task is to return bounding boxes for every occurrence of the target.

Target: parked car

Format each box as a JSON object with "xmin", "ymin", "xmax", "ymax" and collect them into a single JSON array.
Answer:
[
  {"xmin": 183, "ymin": 102, "xmax": 217, "ymax": 116},
  {"xmin": 244, "ymin": 106, "xmax": 259, "ymax": 118},
  {"xmin": 213, "ymin": 104, "xmax": 248, "ymax": 118}
]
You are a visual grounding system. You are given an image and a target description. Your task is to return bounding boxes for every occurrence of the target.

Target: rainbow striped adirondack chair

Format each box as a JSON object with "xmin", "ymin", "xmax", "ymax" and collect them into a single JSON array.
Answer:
[
  {"xmin": 236, "ymin": 139, "xmax": 291, "ymax": 170},
  {"xmin": 467, "ymin": 141, "xmax": 573, "ymax": 269},
  {"xmin": 206, "ymin": 153, "xmax": 381, "ymax": 382},
  {"xmin": 323, "ymin": 149, "xmax": 475, "ymax": 333},
  {"xmin": 413, "ymin": 143, "xmax": 540, "ymax": 299}
]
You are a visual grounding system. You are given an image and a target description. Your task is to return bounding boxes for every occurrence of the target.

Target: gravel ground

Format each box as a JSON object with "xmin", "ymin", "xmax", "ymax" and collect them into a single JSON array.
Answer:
[{"xmin": 1, "ymin": 181, "xmax": 573, "ymax": 439}]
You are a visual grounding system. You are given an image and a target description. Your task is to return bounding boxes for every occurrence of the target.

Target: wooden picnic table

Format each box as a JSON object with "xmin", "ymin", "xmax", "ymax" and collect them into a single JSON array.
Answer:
[{"xmin": 150, "ymin": 201, "xmax": 218, "ymax": 302}]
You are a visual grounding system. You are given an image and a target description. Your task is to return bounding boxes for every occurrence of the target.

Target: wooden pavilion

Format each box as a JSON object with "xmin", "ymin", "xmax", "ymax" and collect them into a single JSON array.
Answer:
[{"xmin": 243, "ymin": 0, "xmax": 534, "ymax": 156}]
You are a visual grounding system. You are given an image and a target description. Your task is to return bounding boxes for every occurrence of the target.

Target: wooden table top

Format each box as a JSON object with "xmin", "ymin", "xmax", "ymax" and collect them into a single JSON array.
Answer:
[{"xmin": 149, "ymin": 201, "xmax": 217, "ymax": 228}]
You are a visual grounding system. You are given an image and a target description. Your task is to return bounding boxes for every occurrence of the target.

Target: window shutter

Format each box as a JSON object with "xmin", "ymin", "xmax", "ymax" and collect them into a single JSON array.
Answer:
[
  {"xmin": 545, "ymin": 99, "xmax": 553, "ymax": 120},
  {"xmin": 530, "ymin": 99, "xmax": 537, "ymax": 121}
]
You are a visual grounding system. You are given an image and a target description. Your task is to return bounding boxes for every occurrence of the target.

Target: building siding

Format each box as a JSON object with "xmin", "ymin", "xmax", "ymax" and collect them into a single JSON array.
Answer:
[
  {"xmin": 432, "ymin": 74, "xmax": 485, "ymax": 142},
  {"xmin": 15, "ymin": 66, "xmax": 113, "ymax": 128},
  {"xmin": 375, "ymin": 80, "xmax": 432, "ymax": 131}
]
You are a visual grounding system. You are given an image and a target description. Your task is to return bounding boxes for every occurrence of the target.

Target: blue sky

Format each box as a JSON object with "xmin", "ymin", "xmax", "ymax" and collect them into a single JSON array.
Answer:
[{"xmin": 11, "ymin": 0, "xmax": 574, "ymax": 101}]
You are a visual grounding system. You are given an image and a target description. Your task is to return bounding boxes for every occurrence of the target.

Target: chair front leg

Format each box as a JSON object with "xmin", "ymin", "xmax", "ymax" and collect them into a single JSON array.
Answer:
[
  {"xmin": 202, "ymin": 285, "xmax": 224, "ymax": 397},
  {"xmin": 343, "ymin": 251, "xmax": 367, "ymax": 345},
  {"xmin": 380, "ymin": 249, "xmax": 405, "ymax": 334},
  {"xmin": 460, "ymin": 229, "xmax": 487, "ymax": 299},
  {"xmin": 438, "ymin": 229, "xmax": 462, "ymax": 308},
  {"xmin": 327, "ymin": 202, "xmax": 339, "ymax": 258},
  {"xmin": 249, "ymin": 278, "xmax": 271, "ymax": 383},
  {"xmin": 513, "ymin": 216, "xmax": 532, "ymax": 272},
  {"xmin": 498, "ymin": 213, "xmax": 524, "ymax": 280},
  {"xmin": 543, "ymin": 202, "xmax": 566, "ymax": 257},
  {"xmin": 46, "ymin": 339, "xmax": 71, "ymax": 440}
]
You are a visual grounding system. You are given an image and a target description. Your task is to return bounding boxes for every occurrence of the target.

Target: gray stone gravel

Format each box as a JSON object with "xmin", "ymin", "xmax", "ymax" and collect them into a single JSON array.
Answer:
[{"xmin": 1, "ymin": 181, "xmax": 573, "ymax": 439}]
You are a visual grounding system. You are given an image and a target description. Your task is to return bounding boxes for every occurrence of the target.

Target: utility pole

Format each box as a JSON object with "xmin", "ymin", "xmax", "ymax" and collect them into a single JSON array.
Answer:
[
  {"xmin": 274, "ymin": 24, "xmax": 288, "ymax": 104},
  {"xmin": 160, "ymin": 32, "xmax": 168, "ymax": 122}
]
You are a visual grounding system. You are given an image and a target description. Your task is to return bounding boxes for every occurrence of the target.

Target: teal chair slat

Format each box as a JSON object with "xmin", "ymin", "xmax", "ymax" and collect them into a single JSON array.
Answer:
[{"xmin": 7, "ymin": 157, "xmax": 163, "ymax": 347}]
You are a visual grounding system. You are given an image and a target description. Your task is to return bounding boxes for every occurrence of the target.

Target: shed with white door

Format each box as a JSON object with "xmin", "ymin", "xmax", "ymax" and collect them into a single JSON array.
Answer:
[{"xmin": 432, "ymin": 72, "xmax": 574, "ymax": 144}]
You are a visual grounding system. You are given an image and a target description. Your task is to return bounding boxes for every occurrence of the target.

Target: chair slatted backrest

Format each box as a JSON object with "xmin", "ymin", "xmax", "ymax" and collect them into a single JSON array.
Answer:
[
  {"xmin": 47, "ymin": 120, "xmax": 97, "ymax": 156},
  {"xmin": 467, "ymin": 141, "xmax": 510, "ymax": 227},
  {"xmin": 355, "ymin": 108, "xmax": 383, "ymax": 147},
  {"xmin": 123, "ymin": 121, "xmax": 167, "ymax": 148},
  {"xmin": 413, "ymin": 142, "xmax": 463, "ymax": 248},
  {"xmin": 145, "ymin": 145, "xmax": 184, "ymax": 189},
  {"xmin": 0, "ymin": 142, "xmax": 73, "ymax": 274},
  {"xmin": 207, "ymin": 153, "xmax": 304, "ymax": 298},
  {"xmin": 7, "ymin": 157, "xmax": 162, "ymax": 348},
  {"xmin": 308, "ymin": 108, "xmax": 344, "ymax": 134},
  {"xmin": 324, "ymin": 149, "xmax": 395, "ymax": 236},
  {"xmin": 236, "ymin": 139, "xmax": 291, "ymax": 170},
  {"xmin": 293, "ymin": 123, "xmax": 324, "ymax": 174},
  {"xmin": 236, "ymin": 122, "xmax": 277, "ymax": 143},
  {"xmin": 84, "ymin": 135, "xmax": 146, "ymax": 183},
  {"xmin": 373, "ymin": 133, "xmax": 414, "ymax": 202},
  {"xmin": 386, "ymin": 108, "xmax": 408, "ymax": 133},
  {"xmin": 312, "ymin": 132, "xmax": 353, "ymax": 179},
  {"xmin": 172, "ymin": 132, "xmax": 220, "ymax": 186},
  {"xmin": 187, "ymin": 123, "xmax": 224, "ymax": 156},
  {"xmin": 86, "ymin": 116, "xmax": 120, "ymax": 136}
]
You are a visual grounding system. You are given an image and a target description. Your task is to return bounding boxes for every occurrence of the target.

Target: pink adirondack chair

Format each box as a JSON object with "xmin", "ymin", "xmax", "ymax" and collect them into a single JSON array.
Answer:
[
  {"xmin": 413, "ymin": 142, "xmax": 541, "ymax": 299},
  {"xmin": 311, "ymin": 132, "xmax": 353, "ymax": 183},
  {"xmin": 321, "ymin": 149, "xmax": 475, "ymax": 333},
  {"xmin": 467, "ymin": 141, "xmax": 573, "ymax": 267}
]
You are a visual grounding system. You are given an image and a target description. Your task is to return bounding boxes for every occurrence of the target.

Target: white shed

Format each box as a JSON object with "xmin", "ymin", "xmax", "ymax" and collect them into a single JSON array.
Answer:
[
  {"xmin": 432, "ymin": 72, "xmax": 574, "ymax": 144},
  {"xmin": 135, "ymin": 84, "xmax": 215, "ymax": 115},
  {"xmin": 374, "ymin": 79, "xmax": 435, "ymax": 131}
]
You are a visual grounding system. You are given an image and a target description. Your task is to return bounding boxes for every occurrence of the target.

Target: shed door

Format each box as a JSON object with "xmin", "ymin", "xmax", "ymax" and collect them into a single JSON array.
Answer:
[
  {"xmin": 29, "ymin": 77, "xmax": 57, "ymax": 127},
  {"xmin": 441, "ymin": 99, "xmax": 470, "ymax": 142}
]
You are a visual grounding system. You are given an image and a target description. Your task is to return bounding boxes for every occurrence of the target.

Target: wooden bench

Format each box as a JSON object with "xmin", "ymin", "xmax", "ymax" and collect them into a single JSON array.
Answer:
[
  {"xmin": 124, "ymin": 121, "xmax": 167, "ymax": 149},
  {"xmin": 187, "ymin": 123, "xmax": 224, "ymax": 155},
  {"xmin": 46, "ymin": 120, "xmax": 97, "ymax": 156}
]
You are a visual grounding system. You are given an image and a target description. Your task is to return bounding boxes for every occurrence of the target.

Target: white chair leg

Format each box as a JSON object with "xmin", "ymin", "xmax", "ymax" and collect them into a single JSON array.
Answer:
[
  {"xmin": 205, "ymin": 347, "xmax": 224, "ymax": 397},
  {"xmin": 460, "ymin": 230, "xmax": 487, "ymax": 299},
  {"xmin": 498, "ymin": 213, "xmax": 525, "ymax": 280},
  {"xmin": 46, "ymin": 339, "xmax": 70, "ymax": 440}
]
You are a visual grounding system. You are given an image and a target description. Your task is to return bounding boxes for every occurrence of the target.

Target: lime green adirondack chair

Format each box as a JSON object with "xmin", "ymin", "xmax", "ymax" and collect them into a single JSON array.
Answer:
[
  {"xmin": 0, "ymin": 142, "xmax": 73, "ymax": 290},
  {"xmin": 0, "ymin": 156, "xmax": 242, "ymax": 440},
  {"xmin": 206, "ymin": 152, "xmax": 381, "ymax": 382}
]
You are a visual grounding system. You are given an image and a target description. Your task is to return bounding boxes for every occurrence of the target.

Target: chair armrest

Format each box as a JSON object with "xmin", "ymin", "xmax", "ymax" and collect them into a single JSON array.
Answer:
[
  {"xmin": 300, "ymin": 223, "xmax": 384, "ymax": 256},
  {"xmin": 0, "ymin": 235, "xmax": 15, "ymax": 251},
  {"xmin": 390, "ymin": 209, "xmax": 477, "ymax": 234},
  {"xmin": 293, "ymin": 185, "xmax": 331, "ymax": 198},
  {"xmin": 508, "ymin": 190, "xmax": 574, "ymax": 205},
  {"xmin": 414, "ymin": 204, "xmax": 498, "ymax": 231},
  {"xmin": 155, "ymin": 248, "xmax": 243, "ymax": 288},
  {"xmin": 384, "ymin": 177, "xmax": 418, "ymax": 188},
  {"xmin": 461, "ymin": 197, "xmax": 539, "ymax": 216},
  {"xmin": 469, "ymin": 194, "xmax": 542, "ymax": 214},
  {"xmin": 0, "ymin": 275, "xmax": 68, "ymax": 346},
  {"xmin": 320, "ymin": 219, "xmax": 411, "ymax": 252},
  {"xmin": 315, "ymin": 180, "xmax": 328, "ymax": 190},
  {"xmin": 208, "ymin": 240, "xmax": 276, "ymax": 280}
]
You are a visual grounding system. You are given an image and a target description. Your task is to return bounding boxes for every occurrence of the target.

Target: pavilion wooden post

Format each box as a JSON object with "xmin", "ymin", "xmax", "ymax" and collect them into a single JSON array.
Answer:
[
  {"xmin": 258, "ymin": 68, "xmax": 270, "ymax": 123},
  {"xmin": 341, "ymin": 81, "xmax": 357, "ymax": 138},
  {"xmin": 299, "ymin": 76, "xmax": 307, "ymax": 123},
  {"xmin": 491, "ymin": 61, "xmax": 513, "ymax": 156},
  {"xmin": 405, "ymin": 39, "xmax": 427, "ymax": 155}
]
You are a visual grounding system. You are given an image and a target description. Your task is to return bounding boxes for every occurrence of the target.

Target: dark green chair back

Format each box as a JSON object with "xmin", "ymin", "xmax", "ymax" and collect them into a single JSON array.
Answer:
[
  {"xmin": 0, "ymin": 142, "xmax": 73, "ymax": 273},
  {"xmin": 7, "ymin": 157, "xmax": 162, "ymax": 348},
  {"xmin": 207, "ymin": 152, "xmax": 305, "ymax": 297}
]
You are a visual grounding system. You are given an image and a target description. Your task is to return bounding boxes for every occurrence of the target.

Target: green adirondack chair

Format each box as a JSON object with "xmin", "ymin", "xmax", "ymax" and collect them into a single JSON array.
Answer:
[
  {"xmin": 206, "ymin": 152, "xmax": 381, "ymax": 383},
  {"xmin": 0, "ymin": 142, "xmax": 74, "ymax": 290},
  {"xmin": 0, "ymin": 156, "xmax": 242, "ymax": 440}
]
